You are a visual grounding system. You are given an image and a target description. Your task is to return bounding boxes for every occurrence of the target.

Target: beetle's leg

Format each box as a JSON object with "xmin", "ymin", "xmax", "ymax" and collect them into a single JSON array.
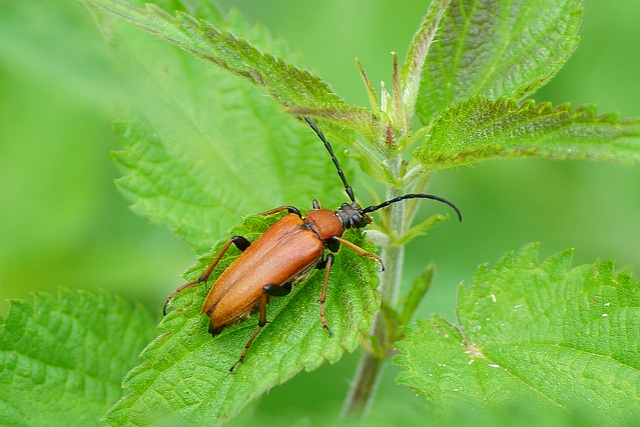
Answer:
[
  {"xmin": 230, "ymin": 325, "xmax": 261, "ymax": 372},
  {"xmin": 316, "ymin": 253, "xmax": 335, "ymax": 336},
  {"xmin": 257, "ymin": 205, "xmax": 301, "ymax": 217},
  {"xmin": 331, "ymin": 236, "xmax": 385, "ymax": 271},
  {"xmin": 312, "ymin": 199, "xmax": 322, "ymax": 209},
  {"xmin": 230, "ymin": 291, "xmax": 268, "ymax": 372},
  {"xmin": 163, "ymin": 236, "xmax": 251, "ymax": 315},
  {"xmin": 229, "ymin": 283, "xmax": 292, "ymax": 372}
]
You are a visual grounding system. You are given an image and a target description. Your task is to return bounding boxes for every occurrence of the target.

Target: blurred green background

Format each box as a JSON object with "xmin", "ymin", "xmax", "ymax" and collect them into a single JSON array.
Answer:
[{"xmin": 1, "ymin": 0, "xmax": 639, "ymax": 424}]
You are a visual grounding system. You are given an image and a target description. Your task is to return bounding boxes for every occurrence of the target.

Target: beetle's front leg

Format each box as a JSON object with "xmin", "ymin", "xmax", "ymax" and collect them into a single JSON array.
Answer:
[
  {"xmin": 164, "ymin": 235, "xmax": 251, "ymax": 315},
  {"xmin": 332, "ymin": 236, "xmax": 384, "ymax": 270}
]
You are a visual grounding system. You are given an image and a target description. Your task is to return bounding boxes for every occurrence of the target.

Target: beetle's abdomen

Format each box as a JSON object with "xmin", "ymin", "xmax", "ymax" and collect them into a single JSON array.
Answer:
[{"xmin": 202, "ymin": 213, "xmax": 324, "ymax": 332}]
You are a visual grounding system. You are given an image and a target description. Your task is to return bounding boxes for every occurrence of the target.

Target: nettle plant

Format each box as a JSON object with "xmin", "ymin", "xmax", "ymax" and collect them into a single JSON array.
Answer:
[{"xmin": 2, "ymin": 0, "xmax": 640, "ymax": 425}]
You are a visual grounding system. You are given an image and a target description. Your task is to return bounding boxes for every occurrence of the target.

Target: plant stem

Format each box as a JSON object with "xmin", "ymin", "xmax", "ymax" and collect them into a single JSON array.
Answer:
[
  {"xmin": 340, "ymin": 346, "xmax": 385, "ymax": 417},
  {"xmin": 342, "ymin": 156, "xmax": 406, "ymax": 419}
]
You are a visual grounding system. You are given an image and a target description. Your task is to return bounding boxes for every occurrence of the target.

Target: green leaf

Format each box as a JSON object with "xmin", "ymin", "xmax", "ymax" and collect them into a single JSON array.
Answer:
[
  {"xmin": 415, "ymin": 97, "xmax": 640, "ymax": 170},
  {"xmin": 86, "ymin": 0, "xmax": 379, "ymax": 141},
  {"xmin": 285, "ymin": 105, "xmax": 382, "ymax": 153},
  {"xmin": 105, "ymin": 213, "xmax": 380, "ymax": 425},
  {"xmin": 88, "ymin": 0, "xmax": 384, "ymax": 157},
  {"xmin": 400, "ymin": 0, "xmax": 451, "ymax": 119},
  {"xmin": 87, "ymin": 0, "xmax": 347, "ymax": 110},
  {"xmin": 0, "ymin": 289, "xmax": 155, "ymax": 426},
  {"xmin": 395, "ymin": 244, "xmax": 640, "ymax": 423},
  {"xmin": 106, "ymin": 3, "xmax": 358, "ymax": 251},
  {"xmin": 416, "ymin": 0, "xmax": 582, "ymax": 123},
  {"xmin": 399, "ymin": 262, "xmax": 435, "ymax": 326},
  {"xmin": 395, "ymin": 213, "xmax": 450, "ymax": 246}
]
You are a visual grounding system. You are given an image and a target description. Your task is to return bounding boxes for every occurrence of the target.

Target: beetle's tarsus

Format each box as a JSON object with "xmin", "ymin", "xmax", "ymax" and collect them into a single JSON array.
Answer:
[{"xmin": 323, "ymin": 324, "xmax": 334, "ymax": 337}]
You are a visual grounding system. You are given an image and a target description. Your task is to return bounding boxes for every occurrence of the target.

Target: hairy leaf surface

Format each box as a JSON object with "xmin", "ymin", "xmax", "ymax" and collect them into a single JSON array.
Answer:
[
  {"xmin": 416, "ymin": 0, "xmax": 582, "ymax": 122},
  {"xmin": 395, "ymin": 244, "xmax": 640, "ymax": 422},
  {"xmin": 0, "ymin": 290, "xmax": 155, "ymax": 426},
  {"xmin": 416, "ymin": 97, "xmax": 640, "ymax": 169}
]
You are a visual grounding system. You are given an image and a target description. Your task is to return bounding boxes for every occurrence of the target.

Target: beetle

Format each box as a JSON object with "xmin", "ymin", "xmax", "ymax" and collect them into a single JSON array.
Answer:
[{"xmin": 164, "ymin": 117, "xmax": 461, "ymax": 371}]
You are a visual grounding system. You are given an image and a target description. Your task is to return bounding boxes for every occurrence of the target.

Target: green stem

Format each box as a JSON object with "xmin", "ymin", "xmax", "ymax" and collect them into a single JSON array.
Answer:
[
  {"xmin": 342, "ymin": 156, "xmax": 406, "ymax": 419},
  {"xmin": 340, "ymin": 348, "xmax": 385, "ymax": 417}
]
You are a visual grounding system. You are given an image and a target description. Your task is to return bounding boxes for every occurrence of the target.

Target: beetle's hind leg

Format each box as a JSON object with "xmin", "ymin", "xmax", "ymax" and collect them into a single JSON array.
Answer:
[
  {"xmin": 316, "ymin": 253, "xmax": 335, "ymax": 336},
  {"xmin": 163, "ymin": 236, "xmax": 251, "ymax": 315},
  {"xmin": 229, "ymin": 282, "xmax": 293, "ymax": 372}
]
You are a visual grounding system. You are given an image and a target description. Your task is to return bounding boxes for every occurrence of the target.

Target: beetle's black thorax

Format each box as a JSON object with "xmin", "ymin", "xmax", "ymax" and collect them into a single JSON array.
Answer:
[{"xmin": 336, "ymin": 202, "xmax": 372, "ymax": 229}]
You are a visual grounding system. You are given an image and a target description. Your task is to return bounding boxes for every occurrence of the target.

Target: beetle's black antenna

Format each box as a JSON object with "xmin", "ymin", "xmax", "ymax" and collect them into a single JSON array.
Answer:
[
  {"xmin": 363, "ymin": 194, "xmax": 462, "ymax": 222},
  {"xmin": 303, "ymin": 117, "xmax": 462, "ymax": 222},
  {"xmin": 304, "ymin": 117, "xmax": 356, "ymax": 203}
]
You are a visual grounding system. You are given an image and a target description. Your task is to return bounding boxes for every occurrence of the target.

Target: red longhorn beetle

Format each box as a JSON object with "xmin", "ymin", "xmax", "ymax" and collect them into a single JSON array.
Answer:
[{"xmin": 164, "ymin": 117, "xmax": 461, "ymax": 371}]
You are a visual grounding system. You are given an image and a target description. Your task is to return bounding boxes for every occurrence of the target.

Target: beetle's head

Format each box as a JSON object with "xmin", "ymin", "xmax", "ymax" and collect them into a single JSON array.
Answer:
[{"xmin": 337, "ymin": 202, "xmax": 372, "ymax": 229}]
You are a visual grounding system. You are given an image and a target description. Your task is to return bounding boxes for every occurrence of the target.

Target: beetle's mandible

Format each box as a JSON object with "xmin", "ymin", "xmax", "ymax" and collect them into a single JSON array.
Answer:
[{"xmin": 164, "ymin": 117, "xmax": 462, "ymax": 372}]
